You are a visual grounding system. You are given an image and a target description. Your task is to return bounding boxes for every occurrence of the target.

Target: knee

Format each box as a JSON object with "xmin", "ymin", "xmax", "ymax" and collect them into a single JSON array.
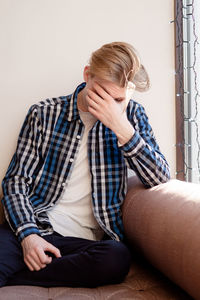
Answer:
[
  {"xmin": 97, "ymin": 240, "xmax": 131, "ymax": 285},
  {"xmin": 0, "ymin": 276, "xmax": 6, "ymax": 288},
  {"xmin": 0, "ymin": 223, "xmax": 24, "ymax": 286}
]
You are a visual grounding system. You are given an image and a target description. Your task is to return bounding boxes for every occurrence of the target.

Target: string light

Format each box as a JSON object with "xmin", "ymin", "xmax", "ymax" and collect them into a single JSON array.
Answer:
[
  {"xmin": 173, "ymin": 0, "xmax": 200, "ymax": 183},
  {"xmin": 173, "ymin": 0, "xmax": 186, "ymax": 180}
]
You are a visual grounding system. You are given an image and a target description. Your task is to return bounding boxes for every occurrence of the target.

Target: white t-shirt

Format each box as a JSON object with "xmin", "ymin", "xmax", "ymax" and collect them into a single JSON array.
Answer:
[{"xmin": 47, "ymin": 110, "xmax": 104, "ymax": 240}]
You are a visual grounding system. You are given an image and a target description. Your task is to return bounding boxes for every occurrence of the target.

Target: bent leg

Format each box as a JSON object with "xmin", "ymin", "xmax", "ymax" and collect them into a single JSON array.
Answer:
[
  {"xmin": 0, "ymin": 223, "xmax": 26, "ymax": 287},
  {"xmin": 7, "ymin": 236, "xmax": 131, "ymax": 288}
]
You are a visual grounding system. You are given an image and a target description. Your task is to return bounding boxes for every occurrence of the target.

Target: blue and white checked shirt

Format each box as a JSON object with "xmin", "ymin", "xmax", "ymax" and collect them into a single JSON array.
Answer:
[{"xmin": 1, "ymin": 82, "xmax": 170, "ymax": 242}]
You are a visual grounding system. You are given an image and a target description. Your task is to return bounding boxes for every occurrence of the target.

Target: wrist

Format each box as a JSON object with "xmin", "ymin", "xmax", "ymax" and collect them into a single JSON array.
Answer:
[
  {"xmin": 114, "ymin": 120, "xmax": 135, "ymax": 146},
  {"xmin": 21, "ymin": 233, "xmax": 39, "ymax": 245}
]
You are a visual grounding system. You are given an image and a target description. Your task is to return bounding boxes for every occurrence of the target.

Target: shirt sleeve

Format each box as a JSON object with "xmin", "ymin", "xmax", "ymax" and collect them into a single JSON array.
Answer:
[
  {"xmin": 119, "ymin": 102, "xmax": 170, "ymax": 188},
  {"xmin": 1, "ymin": 105, "xmax": 42, "ymax": 242}
]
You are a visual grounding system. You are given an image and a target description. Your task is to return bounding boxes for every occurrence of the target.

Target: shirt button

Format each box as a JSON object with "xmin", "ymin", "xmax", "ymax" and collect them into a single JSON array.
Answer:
[
  {"xmin": 77, "ymin": 135, "xmax": 81, "ymax": 139},
  {"xmin": 62, "ymin": 182, "xmax": 65, "ymax": 187},
  {"xmin": 69, "ymin": 158, "xmax": 74, "ymax": 163},
  {"xmin": 50, "ymin": 203, "xmax": 54, "ymax": 207}
]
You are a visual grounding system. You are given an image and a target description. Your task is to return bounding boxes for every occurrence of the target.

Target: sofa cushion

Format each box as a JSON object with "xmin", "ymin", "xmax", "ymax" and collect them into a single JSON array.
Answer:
[{"xmin": 0, "ymin": 258, "xmax": 191, "ymax": 300}]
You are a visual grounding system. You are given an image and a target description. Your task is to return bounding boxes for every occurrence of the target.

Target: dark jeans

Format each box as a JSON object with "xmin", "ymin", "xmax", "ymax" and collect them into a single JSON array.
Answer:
[{"xmin": 0, "ymin": 223, "xmax": 131, "ymax": 288}]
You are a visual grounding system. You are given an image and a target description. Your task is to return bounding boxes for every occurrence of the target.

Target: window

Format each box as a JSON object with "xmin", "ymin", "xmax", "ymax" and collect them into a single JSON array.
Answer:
[{"xmin": 174, "ymin": 0, "xmax": 200, "ymax": 183}]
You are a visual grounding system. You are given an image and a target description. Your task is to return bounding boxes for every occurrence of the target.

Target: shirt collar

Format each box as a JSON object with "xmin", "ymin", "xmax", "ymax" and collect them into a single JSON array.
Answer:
[{"xmin": 67, "ymin": 82, "xmax": 86, "ymax": 121}]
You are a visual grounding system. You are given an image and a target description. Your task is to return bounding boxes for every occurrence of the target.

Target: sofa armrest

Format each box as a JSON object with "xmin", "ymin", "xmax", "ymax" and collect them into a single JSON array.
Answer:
[{"xmin": 123, "ymin": 177, "xmax": 200, "ymax": 300}]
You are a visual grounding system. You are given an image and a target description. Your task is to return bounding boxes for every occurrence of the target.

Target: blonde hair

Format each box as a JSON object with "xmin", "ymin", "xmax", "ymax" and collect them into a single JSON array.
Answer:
[{"xmin": 88, "ymin": 42, "xmax": 150, "ymax": 92}]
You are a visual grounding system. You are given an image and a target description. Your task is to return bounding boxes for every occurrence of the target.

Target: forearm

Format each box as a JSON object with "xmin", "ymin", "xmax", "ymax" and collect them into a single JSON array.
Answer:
[
  {"xmin": 119, "ymin": 131, "xmax": 170, "ymax": 187},
  {"xmin": 1, "ymin": 104, "xmax": 43, "ymax": 241},
  {"xmin": 2, "ymin": 174, "xmax": 40, "ymax": 242},
  {"xmin": 2, "ymin": 193, "xmax": 40, "ymax": 242}
]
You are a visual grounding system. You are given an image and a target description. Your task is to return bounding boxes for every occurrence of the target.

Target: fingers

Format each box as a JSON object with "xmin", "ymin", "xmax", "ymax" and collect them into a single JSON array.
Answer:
[
  {"xmin": 24, "ymin": 247, "xmax": 50, "ymax": 271},
  {"xmin": 86, "ymin": 94, "xmax": 99, "ymax": 110},
  {"xmin": 86, "ymin": 84, "xmax": 110, "ymax": 112},
  {"xmin": 86, "ymin": 94, "xmax": 102, "ymax": 120},
  {"xmin": 93, "ymin": 82, "xmax": 112, "ymax": 101},
  {"xmin": 44, "ymin": 243, "xmax": 61, "ymax": 259},
  {"xmin": 87, "ymin": 89, "xmax": 102, "ymax": 105},
  {"xmin": 22, "ymin": 234, "xmax": 61, "ymax": 272},
  {"xmin": 28, "ymin": 243, "xmax": 61, "ymax": 271},
  {"xmin": 87, "ymin": 82, "xmax": 113, "ymax": 104},
  {"xmin": 36, "ymin": 247, "xmax": 52, "ymax": 265},
  {"xmin": 24, "ymin": 257, "xmax": 35, "ymax": 271}
]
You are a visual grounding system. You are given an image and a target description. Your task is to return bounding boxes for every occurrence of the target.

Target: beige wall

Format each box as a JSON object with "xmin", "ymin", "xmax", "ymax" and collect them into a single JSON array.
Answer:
[{"xmin": 0, "ymin": 0, "xmax": 175, "ymax": 198}]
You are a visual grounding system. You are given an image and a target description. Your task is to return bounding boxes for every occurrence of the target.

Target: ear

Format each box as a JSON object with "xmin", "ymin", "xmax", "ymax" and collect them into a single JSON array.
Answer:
[{"xmin": 83, "ymin": 66, "xmax": 90, "ymax": 82}]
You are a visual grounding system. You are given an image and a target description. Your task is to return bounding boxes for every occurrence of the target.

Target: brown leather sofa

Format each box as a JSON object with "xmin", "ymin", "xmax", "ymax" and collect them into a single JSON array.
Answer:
[{"xmin": 1, "ymin": 176, "xmax": 199, "ymax": 300}]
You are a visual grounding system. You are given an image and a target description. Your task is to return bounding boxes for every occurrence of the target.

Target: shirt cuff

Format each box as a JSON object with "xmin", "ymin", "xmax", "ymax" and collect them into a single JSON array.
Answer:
[
  {"xmin": 118, "ymin": 130, "xmax": 146, "ymax": 157},
  {"xmin": 16, "ymin": 223, "xmax": 41, "ymax": 242}
]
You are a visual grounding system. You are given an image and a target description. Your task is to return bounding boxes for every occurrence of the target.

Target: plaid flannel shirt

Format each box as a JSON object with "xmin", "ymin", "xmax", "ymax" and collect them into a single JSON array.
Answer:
[{"xmin": 1, "ymin": 82, "xmax": 170, "ymax": 242}]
